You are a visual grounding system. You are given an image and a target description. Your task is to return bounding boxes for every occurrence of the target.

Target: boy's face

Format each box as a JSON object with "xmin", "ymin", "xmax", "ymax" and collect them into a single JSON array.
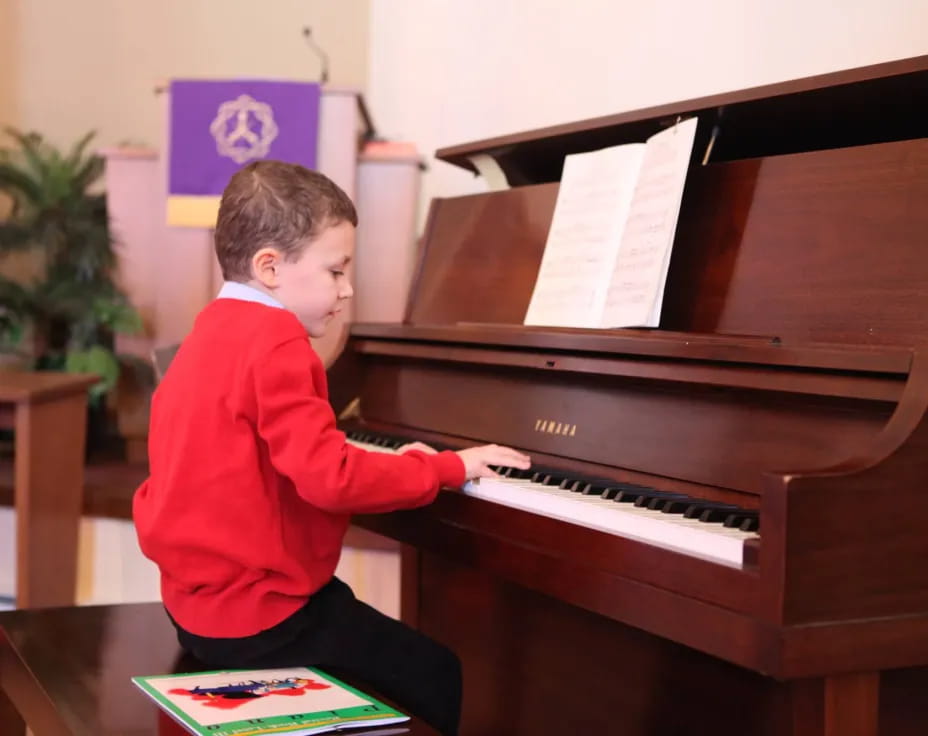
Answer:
[{"xmin": 262, "ymin": 221, "xmax": 356, "ymax": 337}]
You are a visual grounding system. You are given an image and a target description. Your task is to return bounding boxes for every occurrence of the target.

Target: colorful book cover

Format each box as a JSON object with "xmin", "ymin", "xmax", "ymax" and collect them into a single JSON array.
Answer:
[{"xmin": 132, "ymin": 666, "xmax": 408, "ymax": 736}]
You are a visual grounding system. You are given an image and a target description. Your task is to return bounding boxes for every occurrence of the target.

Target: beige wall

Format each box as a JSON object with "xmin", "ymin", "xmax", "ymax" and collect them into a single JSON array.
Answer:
[
  {"xmin": 0, "ymin": 0, "xmax": 17, "ymax": 140},
  {"xmin": 368, "ymin": 0, "xmax": 927, "ymax": 223},
  {"xmin": 3, "ymin": 0, "xmax": 369, "ymax": 149}
]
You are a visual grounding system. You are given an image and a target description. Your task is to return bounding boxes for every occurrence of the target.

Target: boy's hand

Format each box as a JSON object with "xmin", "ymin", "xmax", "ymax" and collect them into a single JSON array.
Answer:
[
  {"xmin": 396, "ymin": 441, "xmax": 438, "ymax": 455},
  {"xmin": 455, "ymin": 444, "xmax": 531, "ymax": 481}
]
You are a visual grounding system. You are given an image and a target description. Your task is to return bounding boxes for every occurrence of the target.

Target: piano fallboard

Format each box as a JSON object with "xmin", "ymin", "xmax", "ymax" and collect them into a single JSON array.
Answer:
[{"xmin": 349, "ymin": 324, "xmax": 908, "ymax": 498}]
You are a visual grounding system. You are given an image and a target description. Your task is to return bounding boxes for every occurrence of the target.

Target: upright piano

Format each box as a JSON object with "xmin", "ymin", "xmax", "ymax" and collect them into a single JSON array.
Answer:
[{"xmin": 334, "ymin": 55, "xmax": 928, "ymax": 736}]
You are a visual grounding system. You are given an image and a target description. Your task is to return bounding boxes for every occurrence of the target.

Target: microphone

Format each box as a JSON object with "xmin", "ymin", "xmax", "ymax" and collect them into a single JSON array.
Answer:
[{"xmin": 302, "ymin": 26, "xmax": 330, "ymax": 85}]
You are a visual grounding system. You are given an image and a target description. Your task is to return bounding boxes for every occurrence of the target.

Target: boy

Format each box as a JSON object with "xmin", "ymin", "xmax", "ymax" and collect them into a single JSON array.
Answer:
[{"xmin": 133, "ymin": 160, "xmax": 531, "ymax": 736}]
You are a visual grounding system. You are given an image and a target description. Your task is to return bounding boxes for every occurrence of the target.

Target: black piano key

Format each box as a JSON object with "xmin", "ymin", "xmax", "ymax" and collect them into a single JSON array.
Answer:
[
  {"xmin": 682, "ymin": 503, "xmax": 709, "ymax": 519},
  {"xmin": 740, "ymin": 516, "xmax": 760, "ymax": 532},
  {"xmin": 724, "ymin": 511, "xmax": 759, "ymax": 529},
  {"xmin": 633, "ymin": 490, "xmax": 674, "ymax": 508},
  {"xmin": 526, "ymin": 471, "xmax": 569, "ymax": 486},
  {"xmin": 580, "ymin": 483, "xmax": 609, "ymax": 496},
  {"xmin": 683, "ymin": 502, "xmax": 735, "ymax": 519},
  {"xmin": 646, "ymin": 493, "xmax": 691, "ymax": 511},
  {"xmin": 659, "ymin": 498, "xmax": 698, "ymax": 514},
  {"xmin": 698, "ymin": 505, "xmax": 743, "ymax": 523},
  {"xmin": 615, "ymin": 488, "xmax": 655, "ymax": 503},
  {"xmin": 561, "ymin": 478, "xmax": 598, "ymax": 492}
]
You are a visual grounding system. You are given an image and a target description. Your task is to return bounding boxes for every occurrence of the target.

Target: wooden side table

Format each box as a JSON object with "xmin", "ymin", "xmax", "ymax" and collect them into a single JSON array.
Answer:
[{"xmin": 0, "ymin": 371, "xmax": 97, "ymax": 608}]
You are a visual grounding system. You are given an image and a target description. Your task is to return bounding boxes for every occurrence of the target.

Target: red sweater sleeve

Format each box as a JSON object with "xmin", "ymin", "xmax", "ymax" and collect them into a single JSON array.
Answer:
[{"xmin": 253, "ymin": 336, "xmax": 465, "ymax": 513}]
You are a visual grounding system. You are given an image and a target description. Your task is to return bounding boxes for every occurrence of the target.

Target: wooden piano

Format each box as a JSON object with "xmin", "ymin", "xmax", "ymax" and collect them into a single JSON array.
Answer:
[{"xmin": 333, "ymin": 55, "xmax": 928, "ymax": 736}]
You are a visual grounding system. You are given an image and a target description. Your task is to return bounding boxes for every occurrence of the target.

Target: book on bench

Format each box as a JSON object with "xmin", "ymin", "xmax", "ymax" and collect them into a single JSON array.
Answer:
[{"xmin": 132, "ymin": 666, "xmax": 409, "ymax": 736}]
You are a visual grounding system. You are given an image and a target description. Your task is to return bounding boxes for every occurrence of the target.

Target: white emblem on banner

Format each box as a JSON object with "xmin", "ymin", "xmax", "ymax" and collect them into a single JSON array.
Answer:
[{"xmin": 209, "ymin": 94, "xmax": 279, "ymax": 164}]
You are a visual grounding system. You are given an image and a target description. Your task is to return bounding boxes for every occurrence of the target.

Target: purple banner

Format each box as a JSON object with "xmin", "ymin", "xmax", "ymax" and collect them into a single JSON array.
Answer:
[{"xmin": 169, "ymin": 79, "xmax": 321, "ymax": 196}]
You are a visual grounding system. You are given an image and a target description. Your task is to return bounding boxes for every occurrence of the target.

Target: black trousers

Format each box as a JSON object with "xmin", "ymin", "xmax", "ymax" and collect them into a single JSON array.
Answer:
[{"xmin": 170, "ymin": 577, "xmax": 461, "ymax": 736}]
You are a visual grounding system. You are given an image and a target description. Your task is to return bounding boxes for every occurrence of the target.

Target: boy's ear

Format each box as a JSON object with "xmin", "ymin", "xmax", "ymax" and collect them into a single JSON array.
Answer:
[{"xmin": 252, "ymin": 247, "xmax": 283, "ymax": 287}]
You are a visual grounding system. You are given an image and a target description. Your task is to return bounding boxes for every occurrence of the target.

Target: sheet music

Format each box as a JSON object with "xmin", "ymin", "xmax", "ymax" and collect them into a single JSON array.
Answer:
[
  {"xmin": 601, "ymin": 117, "xmax": 698, "ymax": 327},
  {"xmin": 469, "ymin": 153, "xmax": 510, "ymax": 191},
  {"xmin": 523, "ymin": 144, "xmax": 645, "ymax": 327}
]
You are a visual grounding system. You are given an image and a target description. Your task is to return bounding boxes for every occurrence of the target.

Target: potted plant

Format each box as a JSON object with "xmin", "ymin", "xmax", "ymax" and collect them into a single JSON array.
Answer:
[{"xmin": 0, "ymin": 128, "xmax": 144, "ymax": 450}]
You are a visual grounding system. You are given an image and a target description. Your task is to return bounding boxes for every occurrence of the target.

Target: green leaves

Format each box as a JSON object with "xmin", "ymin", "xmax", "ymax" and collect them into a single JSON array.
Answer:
[
  {"xmin": 64, "ymin": 344, "xmax": 120, "ymax": 398},
  {"xmin": 0, "ymin": 127, "xmax": 141, "ymax": 396}
]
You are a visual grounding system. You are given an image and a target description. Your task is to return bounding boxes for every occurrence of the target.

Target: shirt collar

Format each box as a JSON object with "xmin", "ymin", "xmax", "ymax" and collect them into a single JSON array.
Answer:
[{"xmin": 216, "ymin": 281, "xmax": 285, "ymax": 310}]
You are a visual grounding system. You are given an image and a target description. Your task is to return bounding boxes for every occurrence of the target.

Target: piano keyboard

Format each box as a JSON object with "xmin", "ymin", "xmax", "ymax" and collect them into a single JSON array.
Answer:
[{"xmin": 346, "ymin": 431, "xmax": 759, "ymax": 567}]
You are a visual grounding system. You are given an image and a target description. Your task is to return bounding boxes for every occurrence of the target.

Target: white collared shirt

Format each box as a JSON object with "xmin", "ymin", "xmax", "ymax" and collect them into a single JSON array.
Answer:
[{"xmin": 216, "ymin": 281, "xmax": 285, "ymax": 310}]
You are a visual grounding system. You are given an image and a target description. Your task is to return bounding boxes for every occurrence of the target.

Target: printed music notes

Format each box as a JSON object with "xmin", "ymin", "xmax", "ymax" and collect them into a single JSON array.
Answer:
[{"xmin": 524, "ymin": 117, "xmax": 697, "ymax": 328}]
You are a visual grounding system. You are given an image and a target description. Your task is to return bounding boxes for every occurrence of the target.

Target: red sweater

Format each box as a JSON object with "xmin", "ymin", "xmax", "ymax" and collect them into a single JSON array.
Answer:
[{"xmin": 133, "ymin": 299, "xmax": 465, "ymax": 637}]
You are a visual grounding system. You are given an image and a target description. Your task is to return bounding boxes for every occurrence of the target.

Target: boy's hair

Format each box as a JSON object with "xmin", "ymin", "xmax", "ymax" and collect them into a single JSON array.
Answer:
[{"xmin": 214, "ymin": 160, "xmax": 358, "ymax": 281}]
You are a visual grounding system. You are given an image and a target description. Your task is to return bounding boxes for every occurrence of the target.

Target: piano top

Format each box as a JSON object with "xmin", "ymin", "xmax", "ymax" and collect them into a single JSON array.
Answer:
[{"xmin": 436, "ymin": 54, "xmax": 928, "ymax": 184}]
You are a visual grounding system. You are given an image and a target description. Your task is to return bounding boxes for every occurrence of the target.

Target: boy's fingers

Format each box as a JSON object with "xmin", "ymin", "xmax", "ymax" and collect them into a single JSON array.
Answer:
[
  {"xmin": 492, "ymin": 447, "xmax": 531, "ymax": 468},
  {"xmin": 480, "ymin": 465, "xmax": 501, "ymax": 479},
  {"xmin": 397, "ymin": 441, "xmax": 437, "ymax": 455}
]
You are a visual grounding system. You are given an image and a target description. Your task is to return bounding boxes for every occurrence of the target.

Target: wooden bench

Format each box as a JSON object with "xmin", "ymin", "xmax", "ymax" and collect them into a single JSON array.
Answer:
[{"xmin": 0, "ymin": 602, "xmax": 438, "ymax": 735}]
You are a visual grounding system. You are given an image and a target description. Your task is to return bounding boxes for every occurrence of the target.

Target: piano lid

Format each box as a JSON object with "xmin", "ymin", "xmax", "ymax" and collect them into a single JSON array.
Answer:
[{"xmin": 436, "ymin": 54, "xmax": 928, "ymax": 184}]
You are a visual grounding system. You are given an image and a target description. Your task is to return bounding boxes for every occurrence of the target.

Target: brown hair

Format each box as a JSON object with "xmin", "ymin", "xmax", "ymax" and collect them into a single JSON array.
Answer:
[{"xmin": 214, "ymin": 160, "xmax": 358, "ymax": 281}]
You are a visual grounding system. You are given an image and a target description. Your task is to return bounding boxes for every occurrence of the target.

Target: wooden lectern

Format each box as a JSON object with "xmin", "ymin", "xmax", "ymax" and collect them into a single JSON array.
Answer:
[{"xmin": 0, "ymin": 372, "xmax": 96, "ymax": 608}]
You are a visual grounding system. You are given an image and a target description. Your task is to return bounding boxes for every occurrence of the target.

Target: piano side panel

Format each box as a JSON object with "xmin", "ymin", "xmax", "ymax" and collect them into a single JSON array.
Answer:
[
  {"xmin": 413, "ymin": 552, "xmax": 928, "ymax": 736},
  {"xmin": 780, "ymin": 471, "xmax": 928, "ymax": 623},
  {"xmin": 358, "ymin": 357, "xmax": 893, "ymax": 495},
  {"xmin": 774, "ymin": 364, "xmax": 928, "ymax": 623}
]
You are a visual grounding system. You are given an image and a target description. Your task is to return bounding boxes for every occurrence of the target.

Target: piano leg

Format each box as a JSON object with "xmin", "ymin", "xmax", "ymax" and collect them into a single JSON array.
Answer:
[
  {"xmin": 825, "ymin": 673, "xmax": 879, "ymax": 736},
  {"xmin": 792, "ymin": 672, "xmax": 879, "ymax": 736}
]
